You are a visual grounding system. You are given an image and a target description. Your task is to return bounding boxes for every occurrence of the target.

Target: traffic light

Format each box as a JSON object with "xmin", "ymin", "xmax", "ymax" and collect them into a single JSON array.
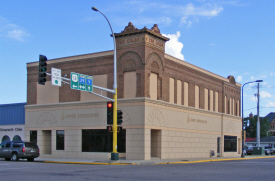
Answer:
[
  {"xmin": 107, "ymin": 126, "xmax": 112, "ymax": 132},
  {"xmin": 107, "ymin": 102, "xmax": 113, "ymax": 125},
  {"xmin": 117, "ymin": 110, "xmax": 123, "ymax": 125},
  {"xmin": 38, "ymin": 55, "xmax": 48, "ymax": 85}
]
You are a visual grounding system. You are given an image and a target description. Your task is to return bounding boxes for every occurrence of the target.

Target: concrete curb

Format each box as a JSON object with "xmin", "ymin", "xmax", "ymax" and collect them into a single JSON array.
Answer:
[
  {"xmin": 44, "ymin": 161, "xmax": 135, "ymax": 165},
  {"xmin": 41, "ymin": 156, "xmax": 275, "ymax": 165}
]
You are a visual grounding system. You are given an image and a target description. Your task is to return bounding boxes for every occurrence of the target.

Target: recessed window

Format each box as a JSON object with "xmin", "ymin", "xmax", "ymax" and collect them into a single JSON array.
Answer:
[
  {"xmin": 56, "ymin": 130, "xmax": 64, "ymax": 150},
  {"xmin": 82, "ymin": 129, "xmax": 125, "ymax": 153},
  {"xmin": 30, "ymin": 131, "xmax": 37, "ymax": 143},
  {"xmin": 224, "ymin": 136, "xmax": 237, "ymax": 152}
]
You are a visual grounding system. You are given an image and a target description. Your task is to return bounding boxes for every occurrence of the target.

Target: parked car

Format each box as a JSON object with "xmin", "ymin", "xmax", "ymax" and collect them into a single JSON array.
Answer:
[
  {"xmin": 243, "ymin": 147, "xmax": 248, "ymax": 155},
  {"xmin": 265, "ymin": 148, "xmax": 271, "ymax": 155},
  {"xmin": 0, "ymin": 141, "xmax": 40, "ymax": 161},
  {"xmin": 246, "ymin": 147, "xmax": 254, "ymax": 155},
  {"xmin": 265, "ymin": 146, "xmax": 275, "ymax": 155}
]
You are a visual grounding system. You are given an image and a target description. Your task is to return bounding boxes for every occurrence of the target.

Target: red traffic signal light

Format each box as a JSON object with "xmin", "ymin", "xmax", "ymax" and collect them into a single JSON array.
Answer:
[
  {"xmin": 107, "ymin": 102, "xmax": 113, "ymax": 125},
  {"xmin": 107, "ymin": 102, "xmax": 113, "ymax": 108}
]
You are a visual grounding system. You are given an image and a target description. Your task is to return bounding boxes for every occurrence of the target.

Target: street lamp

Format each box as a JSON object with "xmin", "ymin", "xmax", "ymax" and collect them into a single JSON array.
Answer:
[
  {"xmin": 92, "ymin": 6, "xmax": 119, "ymax": 160},
  {"xmin": 241, "ymin": 80, "xmax": 263, "ymax": 158}
]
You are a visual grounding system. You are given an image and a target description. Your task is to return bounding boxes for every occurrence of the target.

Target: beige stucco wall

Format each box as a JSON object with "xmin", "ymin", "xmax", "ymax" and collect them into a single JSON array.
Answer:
[
  {"xmin": 37, "ymin": 82, "xmax": 59, "ymax": 104},
  {"xmin": 25, "ymin": 98, "xmax": 241, "ymax": 160}
]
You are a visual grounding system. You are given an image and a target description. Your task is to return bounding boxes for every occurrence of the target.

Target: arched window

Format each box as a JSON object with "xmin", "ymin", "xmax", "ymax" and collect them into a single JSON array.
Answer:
[
  {"xmin": 12, "ymin": 135, "xmax": 22, "ymax": 142},
  {"xmin": 1, "ymin": 135, "xmax": 10, "ymax": 143}
]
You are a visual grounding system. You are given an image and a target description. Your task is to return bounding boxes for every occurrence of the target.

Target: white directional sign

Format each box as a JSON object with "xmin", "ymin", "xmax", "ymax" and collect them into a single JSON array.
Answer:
[
  {"xmin": 51, "ymin": 68, "xmax": 62, "ymax": 87},
  {"xmin": 70, "ymin": 72, "xmax": 93, "ymax": 92}
]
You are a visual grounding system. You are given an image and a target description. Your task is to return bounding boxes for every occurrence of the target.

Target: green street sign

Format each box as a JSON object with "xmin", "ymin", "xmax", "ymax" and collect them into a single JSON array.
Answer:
[
  {"xmin": 86, "ymin": 76, "xmax": 93, "ymax": 92},
  {"xmin": 70, "ymin": 72, "xmax": 93, "ymax": 92},
  {"xmin": 71, "ymin": 72, "xmax": 79, "ymax": 90},
  {"xmin": 79, "ymin": 74, "xmax": 86, "ymax": 91}
]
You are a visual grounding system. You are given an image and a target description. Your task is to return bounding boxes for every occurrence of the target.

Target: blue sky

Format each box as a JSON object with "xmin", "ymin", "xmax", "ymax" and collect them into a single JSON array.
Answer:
[{"xmin": 1, "ymin": 0, "xmax": 274, "ymax": 117}]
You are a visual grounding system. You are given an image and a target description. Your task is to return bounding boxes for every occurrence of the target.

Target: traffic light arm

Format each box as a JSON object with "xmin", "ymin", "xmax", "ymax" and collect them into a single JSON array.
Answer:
[{"xmin": 45, "ymin": 72, "xmax": 115, "ymax": 102}]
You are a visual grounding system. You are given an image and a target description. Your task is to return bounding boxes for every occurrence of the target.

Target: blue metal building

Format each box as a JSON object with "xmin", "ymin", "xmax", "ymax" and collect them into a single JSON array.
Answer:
[{"xmin": 0, "ymin": 103, "xmax": 26, "ymax": 143}]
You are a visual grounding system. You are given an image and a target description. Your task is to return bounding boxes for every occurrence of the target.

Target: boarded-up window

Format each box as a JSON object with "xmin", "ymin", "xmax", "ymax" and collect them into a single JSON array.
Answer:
[
  {"xmin": 195, "ymin": 85, "xmax": 199, "ymax": 108},
  {"xmin": 169, "ymin": 78, "xmax": 174, "ymax": 103},
  {"xmin": 177, "ymin": 80, "xmax": 182, "ymax": 105},
  {"xmin": 210, "ymin": 90, "xmax": 213, "ymax": 111},
  {"xmin": 224, "ymin": 96, "xmax": 227, "ymax": 114},
  {"xmin": 184, "ymin": 82, "xmax": 189, "ymax": 106},
  {"xmin": 205, "ymin": 88, "xmax": 208, "ymax": 110},
  {"xmin": 150, "ymin": 73, "xmax": 158, "ymax": 100},
  {"xmin": 124, "ymin": 71, "xmax": 136, "ymax": 98},
  {"xmin": 215, "ymin": 92, "xmax": 219, "ymax": 112}
]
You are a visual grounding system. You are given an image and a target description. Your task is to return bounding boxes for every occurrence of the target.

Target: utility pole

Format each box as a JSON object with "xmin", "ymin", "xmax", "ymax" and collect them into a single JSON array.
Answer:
[{"xmin": 257, "ymin": 82, "xmax": 260, "ymax": 147}]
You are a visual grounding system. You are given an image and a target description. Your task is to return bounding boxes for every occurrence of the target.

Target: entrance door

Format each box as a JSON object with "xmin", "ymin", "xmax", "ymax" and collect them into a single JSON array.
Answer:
[
  {"xmin": 151, "ymin": 130, "xmax": 161, "ymax": 158},
  {"xmin": 42, "ymin": 130, "xmax": 52, "ymax": 154}
]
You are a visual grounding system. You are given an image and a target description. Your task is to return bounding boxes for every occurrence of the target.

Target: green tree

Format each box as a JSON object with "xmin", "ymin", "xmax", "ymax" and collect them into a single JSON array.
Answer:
[{"xmin": 244, "ymin": 116, "xmax": 270, "ymax": 138}]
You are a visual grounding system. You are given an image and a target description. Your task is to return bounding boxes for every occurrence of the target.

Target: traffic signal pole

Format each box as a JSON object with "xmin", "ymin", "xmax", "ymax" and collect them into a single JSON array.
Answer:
[
  {"xmin": 92, "ymin": 6, "xmax": 119, "ymax": 160},
  {"xmin": 113, "ymin": 89, "xmax": 118, "ymax": 155}
]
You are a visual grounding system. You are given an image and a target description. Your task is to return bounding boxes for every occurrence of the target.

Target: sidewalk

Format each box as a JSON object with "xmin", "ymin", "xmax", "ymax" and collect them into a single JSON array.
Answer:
[{"xmin": 35, "ymin": 155, "xmax": 275, "ymax": 165}]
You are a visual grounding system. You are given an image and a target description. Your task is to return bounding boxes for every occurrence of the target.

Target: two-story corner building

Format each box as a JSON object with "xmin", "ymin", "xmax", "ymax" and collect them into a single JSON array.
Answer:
[{"xmin": 25, "ymin": 23, "xmax": 242, "ymax": 160}]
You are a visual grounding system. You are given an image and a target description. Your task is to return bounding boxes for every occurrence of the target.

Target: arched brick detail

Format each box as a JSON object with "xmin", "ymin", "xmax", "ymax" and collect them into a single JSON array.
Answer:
[
  {"xmin": 118, "ymin": 51, "xmax": 142, "ymax": 72},
  {"xmin": 146, "ymin": 53, "xmax": 164, "ymax": 73}
]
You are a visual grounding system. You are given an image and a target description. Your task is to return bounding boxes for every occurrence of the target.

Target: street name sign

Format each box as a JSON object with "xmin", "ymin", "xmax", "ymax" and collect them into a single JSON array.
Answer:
[
  {"xmin": 70, "ymin": 72, "xmax": 93, "ymax": 92},
  {"xmin": 86, "ymin": 76, "xmax": 93, "ymax": 92},
  {"xmin": 51, "ymin": 68, "xmax": 62, "ymax": 87}
]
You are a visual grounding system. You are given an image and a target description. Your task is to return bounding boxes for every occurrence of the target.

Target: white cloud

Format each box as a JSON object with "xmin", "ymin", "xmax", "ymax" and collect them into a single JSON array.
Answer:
[
  {"xmin": 7, "ymin": 29, "xmax": 28, "ymax": 41},
  {"xmin": 119, "ymin": 2, "xmax": 223, "ymax": 28},
  {"xmin": 266, "ymin": 101, "xmax": 275, "ymax": 108},
  {"xmin": 260, "ymin": 91, "xmax": 272, "ymax": 98},
  {"xmin": 162, "ymin": 31, "xmax": 184, "ymax": 60},
  {"xmin": 179, "ymin": 3, "xmax": 223, "ymax": 27},
  {"xmin": 249, "ymin": 95, "xmax": 257, "ymax": 102},
  {"xmin": 0, "ymin": 16, "xmax": 29, "ymax": 41},
  {"xmin": 181, "ymin": 3, "xmax": 223, "ymax": 17},
  {"xmin": 236, "ymin": 76, "xmax": 242, "ymax": 82},
  {"xmin": 260, "ymin": 74, "xmax": 267, "ymax": 78}
]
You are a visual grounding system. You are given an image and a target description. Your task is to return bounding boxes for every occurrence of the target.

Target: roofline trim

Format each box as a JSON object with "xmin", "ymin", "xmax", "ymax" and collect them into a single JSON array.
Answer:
[
  {"xmin": 164, "ymin": 54, "xmax": 242, "ymax": 87},
  {"xmin": 27, "ymin": 50, "xmax": 114, "ymax": 67}
]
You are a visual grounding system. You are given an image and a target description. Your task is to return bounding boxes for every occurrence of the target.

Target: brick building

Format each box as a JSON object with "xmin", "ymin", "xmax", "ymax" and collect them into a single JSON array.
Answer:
[{"xmin": 25, "ymin": 23, "xmax": 241, "ymax": 160}]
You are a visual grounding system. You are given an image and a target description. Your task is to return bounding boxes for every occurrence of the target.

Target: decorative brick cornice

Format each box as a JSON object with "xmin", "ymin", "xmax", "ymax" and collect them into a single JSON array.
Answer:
[{"xmin": 115, "ymin": 22, "xmax": 169, "ymax": 42}]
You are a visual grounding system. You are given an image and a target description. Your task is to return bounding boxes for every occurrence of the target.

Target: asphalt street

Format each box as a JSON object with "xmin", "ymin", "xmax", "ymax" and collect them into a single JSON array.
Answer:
[{"xmin": 0, "ymin": 157, "xmax": 274, "ymax": 181}]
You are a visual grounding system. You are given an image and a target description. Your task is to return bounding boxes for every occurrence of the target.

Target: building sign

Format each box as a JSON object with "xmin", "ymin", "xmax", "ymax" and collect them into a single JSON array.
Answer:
[
  {"xmin": 116, "ymin": 34, "xmax": 165, "ymax": 51},
  {"xmin": 0, "ymin": 128, "xmax": 23, "ymax": 132}
]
